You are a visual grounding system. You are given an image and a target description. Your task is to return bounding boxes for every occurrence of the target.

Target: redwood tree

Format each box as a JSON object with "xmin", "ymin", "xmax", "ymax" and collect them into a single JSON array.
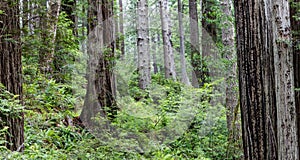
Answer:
[
  {"xmin": 0, "ymin": 0, "xmax": 24, "ymax": 151},
  {"xmin": 80, "ymin": 0, "xmax": 117, "ymax": 125},
  {"xmin": 290, "ymin": 0, "xmax": 300, "ymax": 154},
  {"xmin": 234, "ymin": 0, "xmax": 298, "ymax": 159}
]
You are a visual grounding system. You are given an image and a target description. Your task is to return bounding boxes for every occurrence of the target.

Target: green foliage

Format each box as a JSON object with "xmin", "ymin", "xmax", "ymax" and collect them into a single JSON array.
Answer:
[
  {"xmin": 0, "ymin": 126, "xmax": 9, "ymax": 151},
  {"xmin": 0, "ymin": 83, "xmax": 24, "ymax": 153},
  {"xmin": 0, "ymin": 84, "xmax": 24, "ymax": 118},
  {"xmin": 53, "ymin": 11, "xmax": 84, "ymax": 84},
  {"xmin": 1, "ymin": 67, "xmax": 234, "ymax": 159},
  {"xmin": 23, "ymin": 75, "xmax": 76, "ymax": 113},
  {"xmin": 106, "ymin": 72, "xmax": 230, "ymax": 159},
  {"xmin": 0, "ymin": 0, "xmax": 242, "ymax": 158},
  {"xmin": 128, "ymin": 70, "xmax": 150, "ymax": 101}
]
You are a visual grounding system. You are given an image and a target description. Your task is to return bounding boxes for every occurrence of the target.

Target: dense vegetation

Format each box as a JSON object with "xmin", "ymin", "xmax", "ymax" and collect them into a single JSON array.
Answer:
[{"xmin": 1, "ymin": 0, "xmax": 300, "ymax": 159}]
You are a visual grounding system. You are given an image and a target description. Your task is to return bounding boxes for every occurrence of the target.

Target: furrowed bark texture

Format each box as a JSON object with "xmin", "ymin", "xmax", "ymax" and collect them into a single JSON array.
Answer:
[
  {"xmin": 81, "ymin": 0, "xmax": 117, "ymax": 126},
  {"xmin": 234, "ymin": 0, "xmax": 298, "ymax": 159},
  {"xmin": 290, "ymin": 1, "xmax": 300, "ymax": 156},
  {"xmin": 273, "ymin": 1, "xmax": 298, "ymax": 159},
  {"xmin": 0, "ymin": 0, "xmax": 24, "ymax": 151}
]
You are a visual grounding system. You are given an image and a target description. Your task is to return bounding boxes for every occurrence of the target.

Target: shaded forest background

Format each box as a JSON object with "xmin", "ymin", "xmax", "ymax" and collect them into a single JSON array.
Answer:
[{"xmin": 0, "ymin": 0, "xmax": 300, "ymax": 159}]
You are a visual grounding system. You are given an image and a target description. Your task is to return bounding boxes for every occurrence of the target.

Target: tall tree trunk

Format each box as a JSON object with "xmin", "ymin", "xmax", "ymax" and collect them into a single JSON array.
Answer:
[
  {"xmin": 178, "ymin": 0, "xmax": 191, "ymax": 86},
  {"xmin": 27, "ymin": 0, "xmax": 37, "ymax": 35},
  {"xmin": 39, "ymin": 0, "xmax": 62, "ymax": 75},
  {"xmin": 234, "ymin": 0, "xmax": 298, "ymax": 159},
  {"xmin": 103, "ymin": 0, "xmax": 117, "ymax": 114},
  {"xmin": 81, "ymin": 0, "xmax": 117, "ymax": 126},
  {"xmin": 81, "ymin": 2, "xmax": 87, "ymax": 55},
  {"xmin": 235, "ymin": 0, "xmax": 276, "ymax": 157},
  {"xmin": 137, "ymin": 0, "xmax": 151, "ymax": 89},
  {"xmin": 114, "ymin": 0, "xmax": 119, "ymax": 55},
  {"xmin": 159, "ymin": 0, "xmax": 176, "ymax": 80},
  {"xmin": 221, "ymin": 0, "xmax": 241, "ymax": 157},
  {"xmin": 290, "ymin": 1, "xmax": 300, "ymax": 155},
  {"xmin": 152, "ymin": 36, "xmax": 159, "ymax": 74},
  {"xmin": 273, "ymin": 1, "xmax": 298, "ymax": 159},
  {"xmin": 119, "ymin": 0, "xmax": 125, "ymax": 58},
  {"xmin": 189, "ymin": 0, "xmax": 201, "ymax": 87},
  {"xmin": 0, "ymin": 0, "xmax": 24, "ymax": 151}
]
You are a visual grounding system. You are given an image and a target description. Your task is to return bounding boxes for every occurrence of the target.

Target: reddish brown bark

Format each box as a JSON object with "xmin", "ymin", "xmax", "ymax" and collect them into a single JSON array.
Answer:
[{"xmin": 0, "ymin": 0, "xmax": 24, "ymax": 151}]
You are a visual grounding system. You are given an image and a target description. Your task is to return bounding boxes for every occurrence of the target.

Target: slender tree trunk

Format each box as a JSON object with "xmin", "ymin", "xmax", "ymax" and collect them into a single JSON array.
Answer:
[
  {"xmin": 27, "ymin": 0, "xmax": 36, "ymax": 35},
  {"xmin": 221, "ymin": 0, "xmax": 241, "ymax": 157},
  {"xmin": 290, "ymin": 1, "xmax": 300, "ymax": 155},
  {"xmin": 114, "ymin": 0, "xmax": 119, "ymax": 55},
  {"xmin": 178, "ymin": 0, "xmax": 191, "ymax": 86},
  {"xmin": 119, "ymin": 0, "xmax": 125, "ymax": 57},
  {"xmin": 152, "ymin": 36, "xmax": 159, "ymax": 74},
  {"xmin": 137, "ymin": 0, "xmax": 151, "ymax": 89},
  {"xmin": 0, "ymin": 0, "xmax": 24, "ymax": 151},
  {"xmin": 39, "ymin": 0, "xmax": 62, "ymax": 74},
  {"xmin": 234, "ymin": 0, "xmax": 298, "ymax": 159},
  {"xmin": 159, "ymin": 0, "xmax": 176, "ymax": 80},
  {"xmin": 81, "ymin": 3, "xmax": 87, "ymax": 55}
]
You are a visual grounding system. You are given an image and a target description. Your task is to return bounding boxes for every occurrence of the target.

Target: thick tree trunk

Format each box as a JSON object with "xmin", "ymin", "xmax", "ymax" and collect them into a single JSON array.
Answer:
[
  {"xmin": 273, "ymin": 1, "xmax": 298, "ymax": 159},
  {"xmin": 235, "ymin": 0, "xmax": 277, "ymax": 158},
  {"xmin": 81, "ymin": 0, "xmax": 117, "ymax": 125},
  {"xmin": 0, "ymin": 0, "xmax": 24, "ymax": 151},
  {"xmin": 137, "ymin": 0, "xmax": 151, "ymax": 89},
  {"xmin": 221, "ymin": 0, "xmax": 241, "ymax": 157},
  {"xmin": 159, "ymin": 0, "xmax": 176, "ymax": 80},
  {"xmin": 290, "ymin": 1, "xmax": 300, "ymax": 156},
  {"xmin": 234, "ymin": 0, "xmax": 298, "ymax": 159},
  {"xmin": 39, "ymin": 0, "xmax": 62, "ymax": 75},
  {"xmin": 178, "ymin": 0, "xmax": 191, "ymax": 86}
]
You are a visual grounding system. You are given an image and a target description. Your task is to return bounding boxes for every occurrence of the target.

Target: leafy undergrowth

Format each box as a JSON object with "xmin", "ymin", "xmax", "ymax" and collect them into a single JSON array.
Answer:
[{"xmin": 0, "ymin": 73, "xmax": 241, "ymax": 160}]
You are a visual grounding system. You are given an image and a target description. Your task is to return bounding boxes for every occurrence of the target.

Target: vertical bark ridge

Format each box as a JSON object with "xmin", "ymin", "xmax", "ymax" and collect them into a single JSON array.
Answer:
[
  {"xmin": 234, "ymin": 0, "xmax": 277, "ymax": 159},
  {"xmin": 290, "ymin": 1, "xmax": 300, "ymax": 157},
  {"xmin": 0, "ymin": 0, "xmax": 24, "ymax": 151}
]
